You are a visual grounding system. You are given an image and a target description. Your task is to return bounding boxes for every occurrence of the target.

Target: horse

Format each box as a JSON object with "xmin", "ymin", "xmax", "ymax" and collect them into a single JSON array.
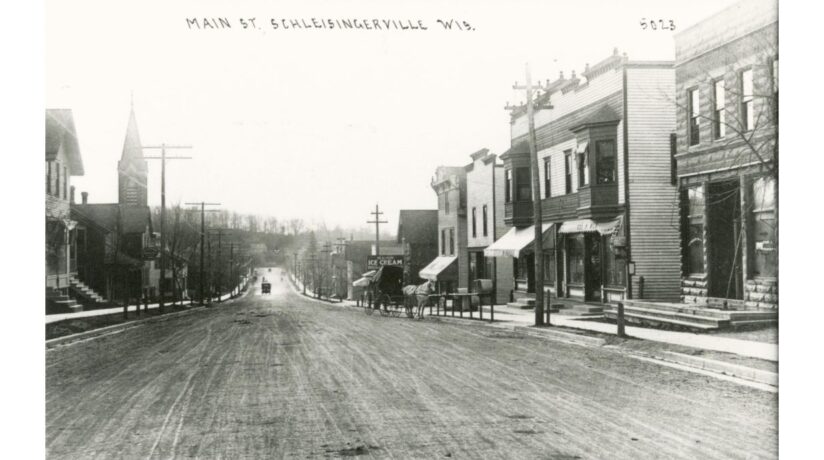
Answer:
[{"xmin": 402, "ymin": 280, "xmax": 436, "ymax": 319}]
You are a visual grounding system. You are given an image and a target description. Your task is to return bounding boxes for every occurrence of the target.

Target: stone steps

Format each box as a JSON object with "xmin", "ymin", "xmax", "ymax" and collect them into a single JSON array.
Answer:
[
  {"xmin": 604, "ymin": 304, "xmax": 727, "ymax": 329},
  {"xmin": 603, "ymin": 309, "xmax": 719, "ymax": 331}
]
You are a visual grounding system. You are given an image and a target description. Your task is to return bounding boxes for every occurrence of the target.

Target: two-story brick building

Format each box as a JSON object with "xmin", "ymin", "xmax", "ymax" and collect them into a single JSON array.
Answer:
[
  {"xmin": 464, "ymin": 149, "xmax": 513, "ymax": 304},
  {"xmin": 674, "ymin": 0, "xmax": 778, "ymax": 309},
  {"xmin": 489, "ymin": 49, "xmax": 681, "ymax": 308},
  {"xmin": 46, "ymin": 109, "xmax": 85, "ymax": 311},
  {"xmin": 420, "ymin": 166, "xmax": 467, "ymax": 293}
]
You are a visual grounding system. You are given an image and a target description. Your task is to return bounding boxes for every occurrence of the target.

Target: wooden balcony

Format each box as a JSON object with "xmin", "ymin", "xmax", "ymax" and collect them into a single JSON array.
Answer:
[
  {"xmin": 504, "ymin": 201, "xmax": 533, "ymax": 226},
  {"xmin": 506, "ymin": 183, "xmax": 621, "ymax": 226},
  {"xmin": 575, "ymin": 183, "xmax": 620, "ymax": 219}
]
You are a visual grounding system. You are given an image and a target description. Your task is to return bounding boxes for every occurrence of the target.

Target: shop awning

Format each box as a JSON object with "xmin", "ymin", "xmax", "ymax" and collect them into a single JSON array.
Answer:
[
  {"xmin": 352, "ymin": 270, "xmax": 377, "ymax": 287},
  {"xmin": 419, "ymin": 256, "xmax": 458, "ymax": 282},
  {"xmin": 484, "ymin": 223, "xmax": 554, "ymax": 258},
  {"xmin": 558, "ymin": 218, "xmax": 622, "ymax": 235},
  {"xmin": 575, "ymin": 140, "xmax": 589, "ymax": 154},
  {"xmin": 352, "ymin": 277, "xmax": 371, "ymax": 287}
]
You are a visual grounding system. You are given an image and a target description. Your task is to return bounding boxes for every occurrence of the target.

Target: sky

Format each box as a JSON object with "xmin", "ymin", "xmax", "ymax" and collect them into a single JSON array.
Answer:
[{"xmin": 46, "ymin": 0, "xmax": 739, "ymax": 232}]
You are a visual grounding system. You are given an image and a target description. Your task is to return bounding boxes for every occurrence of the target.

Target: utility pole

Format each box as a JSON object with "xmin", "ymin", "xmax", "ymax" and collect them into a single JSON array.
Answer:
[
  {"xmin": 185, "ymin": 201, "xmax": 220, "ymax": 305},
  {"xmin": 510, "ymin": 63, "xmax": 553, "ymax": 326},
  {"xmin": 144, "ymin": 143, "xmax": 192, "ymax": 314},
  {"xmin": 208, "ymin": 228, "xmax": 227, "ymax": 301},
  {"xmin": 367, "ymin": 204, "xmax": 388, "ymax": 257}
]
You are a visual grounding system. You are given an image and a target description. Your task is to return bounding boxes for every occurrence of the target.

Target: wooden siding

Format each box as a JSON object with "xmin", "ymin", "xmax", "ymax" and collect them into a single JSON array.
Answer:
[
  {"xmin": 626, "ymin": 66, "xmax": 681, "ymax": 301},
  {"xmin": 466, "ymin": 157, "xmax": 496, "ymax": 248},
  {"xmin": 511, "ymin": 69, "xmax": 623, "ymax": 139}
]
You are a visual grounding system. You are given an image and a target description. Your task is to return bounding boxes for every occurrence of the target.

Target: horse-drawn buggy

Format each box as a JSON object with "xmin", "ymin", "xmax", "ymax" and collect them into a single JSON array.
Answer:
[{"xmin": 363, "ymin": 265, "xmax": 434, "ymax": 318}]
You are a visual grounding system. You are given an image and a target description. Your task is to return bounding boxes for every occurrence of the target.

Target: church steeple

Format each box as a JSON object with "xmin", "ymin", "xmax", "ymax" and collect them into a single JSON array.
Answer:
[{"xmin": 118, "ymin": 96, "xmax": 148, "ymax": 206}]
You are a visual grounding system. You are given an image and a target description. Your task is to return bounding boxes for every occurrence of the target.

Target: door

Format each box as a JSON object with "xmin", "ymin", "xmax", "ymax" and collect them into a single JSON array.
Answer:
[
  {"xmin": 707, "ymin": 180, "xmax": 743, "ymax": 299},
  {"xmin": 586, "ymin": 234, "xmax": 602, "ymax": 302},
  {"xmin": 525, "ymin": 253, "xmax": 535, "ymax": 293}
]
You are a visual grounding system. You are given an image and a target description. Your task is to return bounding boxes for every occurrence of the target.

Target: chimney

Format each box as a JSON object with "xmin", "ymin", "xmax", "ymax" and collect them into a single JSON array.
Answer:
[
  {"xmin": 559, "ymin": 70, "xmax": 564, "ymax": 80},
  {"xmin": 70, "ymin": 186, "xmax": 75, "ymax": 204},
  {"xmin": 571, "ymin": 70, "xmax": 577, "ymax": 79},
  {"xmin": 81, "ymin": 191, "xmax": 88, "ymax": 204}
]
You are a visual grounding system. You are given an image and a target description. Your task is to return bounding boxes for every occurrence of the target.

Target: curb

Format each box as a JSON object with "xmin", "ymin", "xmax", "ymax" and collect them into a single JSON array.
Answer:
[
  {"xmin": 46, "ymin": 306, "xmax": 207, "ymax": 349},
  {"xmin": 513, "ymin": 325, "xmax": 608, "ymax": 347},
  {"xmin": 654, "ymin": 351, "xmax": 778, "ymax": 386}
]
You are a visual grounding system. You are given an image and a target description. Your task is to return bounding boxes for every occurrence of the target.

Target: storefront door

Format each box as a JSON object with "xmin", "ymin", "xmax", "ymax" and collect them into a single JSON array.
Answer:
[{"xmin": 586, "ymin": 234, "xmax": 602, "ymax": 302}]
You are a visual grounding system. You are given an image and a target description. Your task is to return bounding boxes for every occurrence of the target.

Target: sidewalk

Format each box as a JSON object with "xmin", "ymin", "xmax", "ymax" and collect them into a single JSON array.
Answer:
[
  {"xmin": 288, "ymin": 273, "xmax": 777, "ymax": 362},
  {"xmin": 45, "ymin": 279, "xmax": 250, "ymax": 324}
]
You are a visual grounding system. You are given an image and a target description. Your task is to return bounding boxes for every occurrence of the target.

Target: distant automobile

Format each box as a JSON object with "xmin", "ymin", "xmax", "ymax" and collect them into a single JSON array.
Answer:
[{"xmin": 261, "ymin": 282, "xmax": 271, "ymax": 294}]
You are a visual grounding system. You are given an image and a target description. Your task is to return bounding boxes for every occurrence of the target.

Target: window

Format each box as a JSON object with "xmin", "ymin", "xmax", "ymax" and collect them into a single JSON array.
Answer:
[
  {"xmin": 63, "ymin": 166, "xmax": 68, "ymax": 199},
  {"xmin": 595, "ymin": 140, "xmax": 616, "ymax": 184},
  {"xmin": 441, "ymin": 229, "xmax": 446, "ymax": 255},
  {"xmin": 515, "ymin": 167, "xmax": 531, "ymax": 201},
  {"xmin": 567, "ymin": 235, "xmax": 585, "ymax": 284},
  {"xmin": 751, "ymin": 176, "xmax": 776, "ymax": 278},
  {"xmin": 577, "ymin": 150, "xmax": 589, "ymax": 187},
  {"xmin": 444, "ymin": 192, "xmax": 450, "ymax": 214},
  {"xmin": 741, "ymin": 69, "xmax": 754, "ymax": 131},
  {"xmin": 713, "ymin": 79, "xmax": 726, "ymax": 139},
  {"xmin": 544, "ymin": 158, "xmax": 551, "ymax": 198},
  {"xmin": 504, "ymin": 169, "xmax": 512, "ymax": 203},
  {"xmin": 55, "ymin": 162, "xmax": 61, "ymax": 199},
  {"xmin": 46, "ymin": 161, "xmax": 52, "ymax": 195},
  {"xmin": 564, "ymin": 151, "xmax": 573, "ymax": 194},
  {"xmin": 471, "ymin": 207, "xmax": 477, "ymax": 238},
  {"xmin": 543, "ymin": 252, "xmax": 555, "ymax": 284},
  {"xmin": 686, "ymin": 186, "xmax": 705, "ymax": 274},
  {"xmin": 482, "ymin": 205, "xmax": 488, "ymax": 237},
  {"xmin": 603, "ymin": 235, "xmax": 626, "ymax": 287},
  {"xmin": 688, "ymin": 88, "xmax": 700, "ymax": 146},
  {"xmin": 448, "ymin": 228, "xmax": 455, "ymax": 255}
]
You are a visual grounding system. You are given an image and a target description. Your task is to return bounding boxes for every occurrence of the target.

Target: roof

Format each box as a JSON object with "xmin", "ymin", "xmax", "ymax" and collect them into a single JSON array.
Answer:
[
  {"xmin": 499, "ymin": 140, "xmax": 530, "ymax": 160},
  {"xmin": 569, "ymin": 104, "xmax": 621, "ymax": 131},
  {"xmin": 120, "ymin": 104, "xmax": 145, "ymax": 162},
  {"xmin": 397, "ymin": 210, "xmax": 438, "ymax": 245},
  {"xmin": 71, "ymin": 203, "xmax": 152, "ymax": 235},
  {"xmin": 46, "ymin": 109, "xmax": 84, "ymax": 175}
]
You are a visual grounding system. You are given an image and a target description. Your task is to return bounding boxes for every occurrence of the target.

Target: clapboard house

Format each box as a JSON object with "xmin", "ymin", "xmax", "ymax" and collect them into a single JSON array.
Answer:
[{"xmin": 489, "ymin": 49, "xmax": 680, "ymax": 310}]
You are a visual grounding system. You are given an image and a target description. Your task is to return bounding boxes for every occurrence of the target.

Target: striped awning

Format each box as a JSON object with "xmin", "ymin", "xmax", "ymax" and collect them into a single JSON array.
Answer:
[
  {"xmin": 484, "ymin": 223, "xmax": 554, "ymax": 258},
  {"xmin": 419, "ymin": 256, "xmax": 457, "ymax": 281}
]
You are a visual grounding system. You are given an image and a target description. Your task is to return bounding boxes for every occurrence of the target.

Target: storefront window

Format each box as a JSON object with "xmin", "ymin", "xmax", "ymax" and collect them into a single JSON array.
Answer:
[
  {"xmin": 686, "ymin": 186, "xmax": 705, "ymax": 274},
  {"xmin": 751, "ymin": 176, "xmax": 776, "ymax": 278},
  {"xmin": 543, "ymin": 252, "xmax": 555, "ymax": 284},
  {"xmin": 568, "ymin": 235, "xmax": 585, "ymax": 284},
  {"xmin": 603, "ymin": 235, "xmax": 626, "ymax": 287}
]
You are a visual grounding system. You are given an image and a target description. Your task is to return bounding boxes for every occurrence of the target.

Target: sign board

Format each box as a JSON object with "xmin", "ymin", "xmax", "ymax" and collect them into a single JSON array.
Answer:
[{"xmin": 367, "ymin": 255, "xmax": 404, "ymax": 269}]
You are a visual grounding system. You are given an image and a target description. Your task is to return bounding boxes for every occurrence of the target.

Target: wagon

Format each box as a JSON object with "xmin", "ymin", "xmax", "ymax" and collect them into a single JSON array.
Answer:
[{"xmin": 365, "ymin": 265, "xmax": 413, "ymax": 317}]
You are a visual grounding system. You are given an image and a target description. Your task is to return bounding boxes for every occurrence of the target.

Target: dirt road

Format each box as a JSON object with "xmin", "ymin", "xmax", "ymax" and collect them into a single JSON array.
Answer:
[{"xmin": 46, "ymin": 268, "xmax": 777, "ymax": 459}]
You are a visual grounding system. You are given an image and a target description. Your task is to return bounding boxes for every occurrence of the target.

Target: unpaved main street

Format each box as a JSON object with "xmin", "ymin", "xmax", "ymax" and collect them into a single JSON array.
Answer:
[{"xmin": 46, "ymin": 268, "xmax": 777, "ymax": 459}]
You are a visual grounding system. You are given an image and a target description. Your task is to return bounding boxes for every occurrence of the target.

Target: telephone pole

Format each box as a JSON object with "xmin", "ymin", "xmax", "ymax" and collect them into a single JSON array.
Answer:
[
  {"xmin": 144, "ymin": 143, "xmax": 192, "ymax": 314},
  {"xmin": 367, "ymin": 204, "xmax": 388, "ymax": 257},
  {"xmin": 208, "ymin": 228, "xmax": 227, "ymax": 301},
  {"xmin": 185, "ymin": 201, "xmax": 221, "ymax": 305},
  {"xmin": 509, "ymin": 63, "xmax": 553, "ymax": 326}
]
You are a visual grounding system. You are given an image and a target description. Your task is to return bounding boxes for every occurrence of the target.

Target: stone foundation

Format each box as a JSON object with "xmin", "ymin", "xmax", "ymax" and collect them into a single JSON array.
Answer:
[
  {"xmin": 680, "ymin": 276, "xmax": 708, "ymax": 303},
  {"xmin": 744, "ymin": 278, "xmax": 778, "ymax": 309}
]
